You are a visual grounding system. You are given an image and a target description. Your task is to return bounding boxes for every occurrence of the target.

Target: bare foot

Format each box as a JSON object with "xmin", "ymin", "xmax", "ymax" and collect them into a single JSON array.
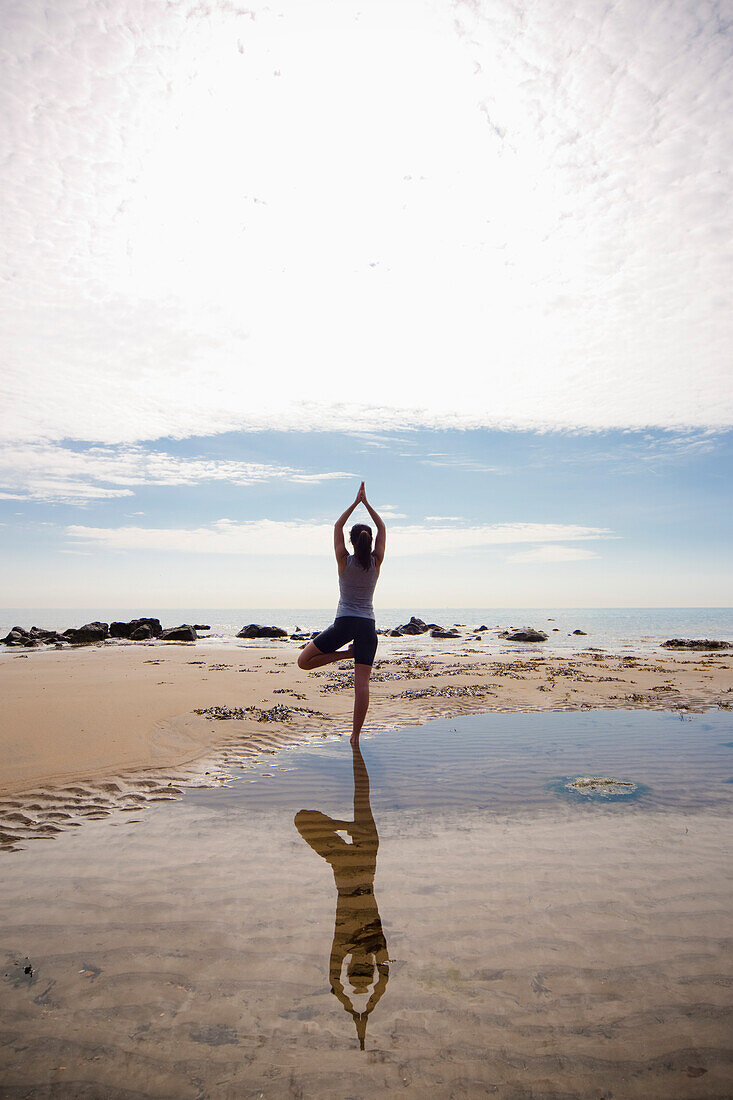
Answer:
[{"xmin": 350, "ymin": 732, "xmax": 360, "ymax": 745}]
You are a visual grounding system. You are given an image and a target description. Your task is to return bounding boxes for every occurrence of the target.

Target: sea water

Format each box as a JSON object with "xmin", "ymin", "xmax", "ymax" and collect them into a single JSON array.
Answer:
[{"xmin": 2, "ymin": 606, "xmax": 733, "ymax": 653}]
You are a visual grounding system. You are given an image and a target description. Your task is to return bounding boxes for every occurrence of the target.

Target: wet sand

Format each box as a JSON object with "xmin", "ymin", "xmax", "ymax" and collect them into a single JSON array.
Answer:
[{"xmin": 1, "ymin": 794, "xmax": 731, "ymax": 1097}]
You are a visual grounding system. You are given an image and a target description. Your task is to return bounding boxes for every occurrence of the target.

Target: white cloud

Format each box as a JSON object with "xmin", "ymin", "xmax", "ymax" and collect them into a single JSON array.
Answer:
[
  {"xmin": 1, "ymin": 0, "xmax": 730, "ymax": 446},
  {"xmin": 66, "ymin": 519, "xmax": 612, "ymax": 556},
  {"xmin": 508, "ymin": 545, "xmax": 599, "ymax": 564},
  {"xmin": 0, "ymin": 442, "xmax": 353, "ymax": 504},
  {"xmin": 420, "ymin": 456, "xmax": 501, "ymax": 473}
]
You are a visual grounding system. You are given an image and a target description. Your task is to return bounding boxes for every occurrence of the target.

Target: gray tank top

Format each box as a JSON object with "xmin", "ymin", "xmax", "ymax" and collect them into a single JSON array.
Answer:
[{"xmin": 336, "ymin": 554, "xmax": 379, "ymax": 620}]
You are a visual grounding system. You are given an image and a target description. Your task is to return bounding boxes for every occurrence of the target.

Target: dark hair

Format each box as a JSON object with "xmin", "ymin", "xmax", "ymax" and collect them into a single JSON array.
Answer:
[{"xmin": 350, "ymin": 523, "xmax": 373, "ymax": 571}]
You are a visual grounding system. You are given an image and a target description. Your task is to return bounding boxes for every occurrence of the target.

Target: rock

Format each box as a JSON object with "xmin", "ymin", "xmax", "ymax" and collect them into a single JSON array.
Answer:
[
  {"xmin": 160, "ymin": 625, "xmax": 197, "ymax": 642},
  {"xmin": 3, "ymin": 626, "xmax": 67, "ymax": 647},
  {"xmin": 236, "ymin": 624, "xmax": 288, "ymax": 639},
  {"xmin": 572, "ymin": 629, "xmax": 587, "ymax": 636},
  {"xmin": 473, "ymin": 625, "xmax": 489, "ymax": 632},
  {"xmin": 553, "ymin": 628, "xmax": 559, "ymax": 632},
  {"xmin": 430, "ymin": 628, "xmax": 461, "ymax": 639},
  {"xmin": 661, "ymin": 638, "xmax": 732, "ymax": 650},
  {"xmin": 387, "ymin": 628, "xmax": 404, "ymax": 637},
  {"xmin": 64, "ymin": 622, "xmax": 109, "ymax": 644},
  {"xmin": 498, "ymin": 628, "xmax": 548, "ymax": 642},
  {"xmin": 396, "ymin": 616, "xmax": 429, "ymax": 635},
  {"xmin": 130, "ymin": 625, "xmax": 153, "ymax": 641},
  {"xmin": 192, "ymin": 624, "xmax": 210, "ymax": 631},
  {"xmin": 110, "ymin": 618, "xmax": 162, "ymax": 639}
]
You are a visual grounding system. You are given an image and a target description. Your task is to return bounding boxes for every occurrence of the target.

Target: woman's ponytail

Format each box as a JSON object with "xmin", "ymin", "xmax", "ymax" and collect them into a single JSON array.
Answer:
[{"xmin": 350, "ymin": 524, "xmax": 373, "ymax": 571}]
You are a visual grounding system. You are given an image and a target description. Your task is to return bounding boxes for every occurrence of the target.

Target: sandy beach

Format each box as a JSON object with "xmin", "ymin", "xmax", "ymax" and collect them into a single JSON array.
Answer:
[
  {"xmin": 1, "ymin": 640, "xmax": 731, "ymax": 829},
  {"xmin": 2, "ymin": 640, "xmax": 733, "ymax": 1097}
]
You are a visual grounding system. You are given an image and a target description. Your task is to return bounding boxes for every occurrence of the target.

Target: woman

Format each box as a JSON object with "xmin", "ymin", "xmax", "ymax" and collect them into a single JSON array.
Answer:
[{"xmin": 297, "ymin": 481, "xmax": 386, "ymax": 743}]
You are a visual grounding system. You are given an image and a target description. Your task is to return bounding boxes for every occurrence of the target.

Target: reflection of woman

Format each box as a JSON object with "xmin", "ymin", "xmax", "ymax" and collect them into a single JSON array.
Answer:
[
  {"xmin": 294, "ymin": 740, "xmax": 389, "ymax": 1050},
  {"xmin": 297, "ymin": 481, "xmax": 386, "ymax": 743}
]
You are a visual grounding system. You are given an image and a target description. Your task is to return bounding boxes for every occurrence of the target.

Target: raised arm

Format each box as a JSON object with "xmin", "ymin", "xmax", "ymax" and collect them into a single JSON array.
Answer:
[
  {"xmin": 360, "ymin": 486, "xmax": 386, "ymax": 566},
  {"xmin": 334, "ymin": 484, "xmax": 363, "ymax": 567}
]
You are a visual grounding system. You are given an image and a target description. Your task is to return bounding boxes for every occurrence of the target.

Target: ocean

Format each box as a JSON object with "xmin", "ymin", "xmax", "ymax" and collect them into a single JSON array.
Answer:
[{"xmin": 2, "ymin": 607, "xmax": 732, "ymax": 653}]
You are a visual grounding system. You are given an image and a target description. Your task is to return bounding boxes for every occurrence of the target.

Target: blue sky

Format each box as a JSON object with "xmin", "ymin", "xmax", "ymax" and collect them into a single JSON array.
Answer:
[
  {"xmin": 2, "ymin": 428, "xmax": 731, "ymax": 607},
  {"xmin": 1, "ymin": 0, "xmax": 731, "ymax": 607}
]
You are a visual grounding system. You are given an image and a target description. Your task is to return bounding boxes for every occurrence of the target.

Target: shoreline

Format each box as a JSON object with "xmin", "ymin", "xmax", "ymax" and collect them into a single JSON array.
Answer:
[{"xmin": 1, "ymin": 642, "xmax": 731, "ymax": 847}]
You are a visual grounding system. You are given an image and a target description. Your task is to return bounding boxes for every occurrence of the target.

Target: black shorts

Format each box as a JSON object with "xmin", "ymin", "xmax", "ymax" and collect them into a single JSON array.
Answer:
[{"xmin": 313, "ymin": 616, "xmax": 378, "ymax": 667}]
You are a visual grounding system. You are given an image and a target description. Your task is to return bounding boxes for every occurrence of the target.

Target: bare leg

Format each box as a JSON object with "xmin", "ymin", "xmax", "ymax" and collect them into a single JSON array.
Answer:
[
  {"xmin": 351, "ymin": 663, "xmax": 371, "ymax": 744},
  {"xmin": 297, "ymin": 641, "xmax": 353, "ymax": 671}
]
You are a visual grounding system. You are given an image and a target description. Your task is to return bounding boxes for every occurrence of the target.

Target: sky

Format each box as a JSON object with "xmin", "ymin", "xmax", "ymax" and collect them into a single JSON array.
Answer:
[{"xmin": 1, "ymin": 0, "xmax": 731, "ymax": 608}]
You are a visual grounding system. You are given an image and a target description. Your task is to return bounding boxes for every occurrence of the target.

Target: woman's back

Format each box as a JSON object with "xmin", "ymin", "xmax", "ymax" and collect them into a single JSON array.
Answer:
[{"xmin": 336, "ymin": 555, "xmax": 378, "ymax": 620}]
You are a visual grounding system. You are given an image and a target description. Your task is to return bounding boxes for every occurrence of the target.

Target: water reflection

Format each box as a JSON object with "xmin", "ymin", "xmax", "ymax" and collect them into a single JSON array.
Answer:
[{"xmin": 294, "ymin": 741, "xmax": 389, "ymax": 1050}]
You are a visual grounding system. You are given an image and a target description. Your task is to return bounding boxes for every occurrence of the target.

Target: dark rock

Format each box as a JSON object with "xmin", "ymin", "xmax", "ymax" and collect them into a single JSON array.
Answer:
[
  {"xmin": 661, "ymin": 638, "xmax": 733, "ymax": 650},
  {"xmin": 553, "ymin": 628, "xmax": 559, "ymax": 632},
  {"xmin": 498, "ymin": 628, "xmax": 548, "ymax": 642},
  {"xmin": 25, "ymin": 627, "xmax": 67, "ymax": 645},
  {"xmin": 160, "ymin": 625, "xmax": 197, "ymax": 642},
  {"xmin": 192, "ymin": 624, "xmax": 210, "ymax": 631},
  {"xmin": 396, "ymin": 616, "xmax": 429, "ymax": 635},
  {"xmin": 572, "ymin": 629, "xmax": 587, "ymax": 636},
  {"xmin": 473, "ymin": 625, "xmax": 489, "ymax": 632},
  {"xmin": 430, "ymin": 628, "xmax": 461, "ymax": 639},
  {"xmin": 110, "ymin": 618, "xmax": 162, "ymax": 639},
  {"xmin": 2, "ymin": 625, "xmax": 69, "ymax": 647},
  {"xmin": 236, "ymin": 624, "xmax": 288, "ymax": 639},
  {"xmin": 130, "ymin": 625, "xmax": 153, "ymax": 641},
  {"xmin": 388, "ymin": 628, "xmax": 404, "ymax": 637},
  {"xmin": 64, "ymin": 622, "xmax": 109, "ymax": 644}
]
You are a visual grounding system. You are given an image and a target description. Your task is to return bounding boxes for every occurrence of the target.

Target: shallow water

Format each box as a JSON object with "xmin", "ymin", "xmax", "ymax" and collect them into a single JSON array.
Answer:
[
  {"xmin": 191, "ymin": 708, "xmax": 733, "ymax": 814},
  {"xmin": 1, "ymin": 710, "xmax": 732, "ymax": 1098}
]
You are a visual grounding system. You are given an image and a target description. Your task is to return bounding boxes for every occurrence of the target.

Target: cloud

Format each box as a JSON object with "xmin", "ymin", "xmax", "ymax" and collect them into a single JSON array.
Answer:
[
  {"xmin": 525, "ymin": 429, "xmax": 722, "ymax": 473},
  {"xmin": 0, "ymin": 442, "xmax": 353, "ymax": 504},
  {"xmin": 507, "ymin": 545, "xmax": 599, "ymax": 564},
  {"xmin": 1, "ymin": 0, "xmax": 731, "ymax": 446},
  {"xmin": 66, "ymin": 519, "xmax": 613, "ymax": 556},
  {"xmin": 420, "ymin": 455, "xmax": 501, "ymax": 473}
]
